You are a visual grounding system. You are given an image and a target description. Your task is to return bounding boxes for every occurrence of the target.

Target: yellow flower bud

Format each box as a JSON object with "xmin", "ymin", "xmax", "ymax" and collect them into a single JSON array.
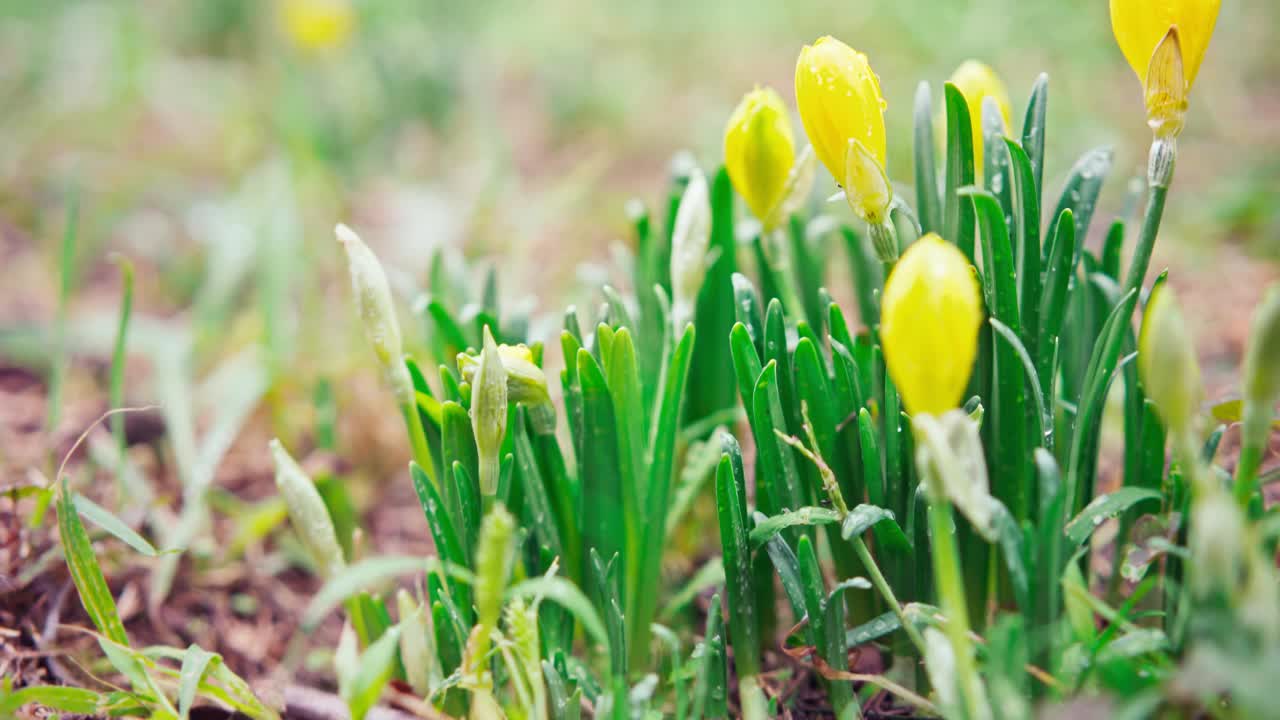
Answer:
[
  {"xmin": 1138, "ymin": 284, "xmax": 1203, "ymax": 438},
  {"xmin": 881, "ymin": 234, "xmax": 983, "ymax": 417},
  {"xmin": 471, "ymin": 327, "xmax": 509, "ymax": 496},
  {"xmin": 280, "ymin": 0, "xmax": 355, "ymax": 52},
  {"xmin": 794, "ymin": 36, "xmax": 890, "ymax": 223},
  {"xmin": 1110, "ymin": 0, "xmax": 1220, "ymax": 136},
  {"xmin": 947, "ymin": 60, "xmax": 1012, "ymax": 172},
  {"xmin": 724, "ymin": 87, "xmax": 796, "ymax": 230}
]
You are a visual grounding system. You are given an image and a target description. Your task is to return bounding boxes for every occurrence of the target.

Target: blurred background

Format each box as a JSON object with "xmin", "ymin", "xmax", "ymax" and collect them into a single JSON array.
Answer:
[{"xmin": 1, "ymin": 0, "xmax": 1278, "ymax": 470}]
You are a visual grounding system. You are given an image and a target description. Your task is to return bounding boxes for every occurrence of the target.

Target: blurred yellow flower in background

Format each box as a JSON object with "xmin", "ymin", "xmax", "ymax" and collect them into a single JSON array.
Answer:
[
  {"xmin": 795, "ymin": 36, "xmax": 890, "ymax": 223},
  {"xmin": 881, "ymin": 234, "xmax": 983, "ymax": 417},
  {"xmin": 280, "ymin": 0, "xmax": 355, "ymax": 52},
  {"xmin": 724, "ymin": 87, "xmax": 796, "ymax": 231},
  {"xmin": 947, "ymin": 60, "xmax": 1012, "ymax": 172}
]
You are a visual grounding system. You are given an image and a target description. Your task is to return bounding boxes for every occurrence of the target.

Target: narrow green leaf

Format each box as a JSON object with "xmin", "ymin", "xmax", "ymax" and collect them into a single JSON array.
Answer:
[
  {"xmin": 1047, "ymin": 146, "xmax": 1113, "ymax": 269},
  {"xmin": 1064, "ymin": 488, "xmax": 1162, "ymax": 547},
  {"xmin": 507, "ymin": 576, "xmax": 610, "ymax": 654},
  {"xmin": 177, "ymin": 645, "xmax": 218, "ymax": 720},
  {"xmin": 576, "ymin": 348, "xmax": 627, "ymax": 599},
  {"xmin": 914, "ymin": 81, "xmax": 942, "ymax": 235},
  {"xmin": 57, "ymin": 481, "xmax": 128, "ymax": 645},
  {"xmin": 943, "ymin": 82, "xmax": 977, "ymax": 260},
  {"xmin": 71, "ymin": 493, "xmax": 160, "ymax": 557},
  {"xmin": 715, "ymin": 443, "xmax": 760, "ymax": 678},
  {"xmin": 1038, "ymin": 208, "xmax": 1077, "ymax": 388},
  {"xmin": 1021, "ymin": 74, "xmax": 1049, "ymax": 198},
  {"xmin": 845, "ymin": 610, "xmax": 901, "ymax": 648},
  {"xmin": 748, "ymin": 507, "xmax": 840, "ymax": 549},
  {"xmin": 841, "ymin": 503, "xmax": 910, "ymax": 552},
  {"xmin": 0, "ymin": 685, "xmax": 103, "ymax": 716},
  {"xmin": 348, "ymin": 626, "xmax": 402, "ymax": 720}
]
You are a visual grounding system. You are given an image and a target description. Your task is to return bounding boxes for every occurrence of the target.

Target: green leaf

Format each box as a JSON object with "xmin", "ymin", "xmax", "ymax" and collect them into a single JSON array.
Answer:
[
  {"xmin": 1048, "ymin": 146, "xmax": 1113, "ymax": 269},
  {"xmin": 715, "ymin": 440, "xmax": 760, "ymax": 678},
  {"xmin": 1020, "ymin": 73, "xmax": 1049, "ymax": 199},
  {"xmin": 576, "ymin": 348, "xmax": 627, "ymax": 599},
  {"xmin": 0, "ymin": 685, "xmax": 104, "ymax": 716},
  {"xmin": 1064, "ymin": 488, "xmax": 1162, "ymax": 547},
  {"xmin": 841, "ymin": 504, "xmax": 910, "ymax": 552},
  {"xmin": 732, "ymin": 273, "xmax": 766, "ymax": 359},
  {"xmin": 507, "ymin": 576, "xmax": 610, "ymax": 655},
  {"xmin": 841, "ymin": 227, "xmax": 882, "ymax": 329},
  {"xmin": 57, "ymin": 481, "xmax": 128, "ymax": 645},
  {"xmin": 410, "ymin": 462, "xmax": 473, "ymax": 622},
  {"xmin": 658, "ymin": 557, "xmax": 725, "ymax": 622},
  {"xmin": 968, "ymin": 189, "xmax": 1030, "ymax": 520},
  {"xmin": 177, "ymin": 645, "xmax": 218, "ymax": 720},
  {"xmin": 845, "ymin": 610, "xmax": 901, "ymax": 648},
  {"xmin": 762, "ymin": 531, "xmax": 808, "ymax": 631},
  {"xmin": 302, "ymin": 554, "xmax": 443, "ymax": 631},
  {"xmin": 914, "ymin": 81, "xmax": 942, "ymax": 235},
  {"xmin": 753, "ymin": 362, "xmax": 807, "ymax": 518},
  {"xmin": 687, "ymin": 166, "xmax": 738, "ymax": 423},
  {"xmin": 1005, "ymin": 138, "xmax": 1042, "ymax": 355},
  {"xmin": 1038, "ymin": 208, "xmax": 1077, "ymax": 388},
  {"xmin": 748, "ymin": 507, "xmax": 841, "ymax": 549},
  {"xmin": 1066, "ymin": 289, "xmax": 1140, "ymax": 513},
  {"xmin": 348, "ymin": 626, "xmax": 402, "ymax": 720},
  {"xmin": 989, "ymin": 318, "xmax": 1048, "ymax": 448},
  {"xmin": 71, "ymin": 492, "xmax": 161, "ymax": 557},
  {"xmin": 690, "ymin": 592, "xmax": 727, "ymax": 719},
  {"xmin": 943, "ymin": 82, "xmax": 977, "ymax": 260}
]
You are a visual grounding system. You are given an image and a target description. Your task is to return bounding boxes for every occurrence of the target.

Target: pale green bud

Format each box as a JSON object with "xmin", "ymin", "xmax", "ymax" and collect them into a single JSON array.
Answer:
[
  {"xmin": 334, "ymin": 621, "xmax": 359, "ymax": 701},
  {"xmin": 1138, "ymin": 284, "xmax": 1203, "ymax": 439},
  {"xmin": 471, "ymin": 326, "xmax": 508, "ymax": 496},
  {"xmin": 467, "ymin": 504, "xmax": 516, "ymax": 687},
  {"xmin": 336, "ymin": 223, "xmax": 414, "ymax": 406},
  {"xmin": 670, "ymin": 166, "xmax": 712, "ymax": 332},
  {"xmin": 1243, "ymin": 284, "xmax": 1280, "ymax": 437},
  {"xmin": 270, "ymin": 439, "xmax": 345, "ymax": 579},
  {"xmin": 396, "ymin": 589, "xmax": 438, "ymax": 697},
  {"xmin": 1189, "ymin": 491, "xmax": 1244, "ymax": 599}
]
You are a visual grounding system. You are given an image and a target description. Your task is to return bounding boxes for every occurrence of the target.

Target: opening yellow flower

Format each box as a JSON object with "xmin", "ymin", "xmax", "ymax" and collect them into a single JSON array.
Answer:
[
  {"xmin": 947, "ymin": 60, "xmax": 1012, "ymax": 173},
  {"xmin": 280, "ymin": 0, "xmax": 355, "ymax": 52},
  {"xmin": 724, "ymin": 87, "xmax": 796, "ymax": 231},
  {"xmin": 795, "ymin": 36, "xmax": 890, "ymax": 223},
  {"xmin": 881, "ymin": 234, "xmax": 983, "ymax": 417},
  {"xmin": 1110, "ymin": 0, "xmax": 1220, "ymax": 136}
]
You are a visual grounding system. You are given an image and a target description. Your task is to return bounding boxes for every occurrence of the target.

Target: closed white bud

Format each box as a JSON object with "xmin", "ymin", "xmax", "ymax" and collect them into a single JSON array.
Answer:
[
  {"xmin": 270, "ymin": 439, "xmax": 345, "ymax": 579},
  {"xmin": 670, "ymin": 167, "xmax": 712, "ymax": 332},
  {"xmin": 336, "ymin": 223, "xmax": 414, "ymax": 405},
  {"xmin": 396, "ymin": 589, "xmax": 438, "ymax": 697}
]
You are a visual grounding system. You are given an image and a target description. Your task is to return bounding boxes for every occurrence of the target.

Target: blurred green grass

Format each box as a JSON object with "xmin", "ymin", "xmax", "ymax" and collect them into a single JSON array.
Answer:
[{"xmin": 1, "ymin": 0, "xmax": 1276, "ymax": 335}]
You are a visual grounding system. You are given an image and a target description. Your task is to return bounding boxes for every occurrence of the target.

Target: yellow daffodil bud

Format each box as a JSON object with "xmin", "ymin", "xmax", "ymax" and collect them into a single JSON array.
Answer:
[
  {"xmin": 947, "ymin": 61, "xmax": 1012, "ymax": 172},
  {"xmin": 280, "ymin": 0, "xmax": 355, "ymax": 52},
  {"xmin": 795, "ymin": 36, "xmax": 890, "ymax": 223},
  {"xmin": 472, "ymin": 326, "xmax": 509, "ymax": 496},
  {"xmin": 1110, "ymin": 0, "xmax": 1220, "ymax": 137},
  {"xmin": 270, "ymin": 439, "xmax": 346, "ymax": 579},
  {"xmin": 458, "ymin": 342, "xmax": 554, "ymax": 433},
  {"xmin": 1138, "ymin": 284, "xmax": 1203, "ymax": 439},
  {"xmin": 724, "ymin": 87, "xmax": 796, "ymax": 231},
  {"xmin": 881, "ymin": 234, "xmax": 983, "ymax": 417}
]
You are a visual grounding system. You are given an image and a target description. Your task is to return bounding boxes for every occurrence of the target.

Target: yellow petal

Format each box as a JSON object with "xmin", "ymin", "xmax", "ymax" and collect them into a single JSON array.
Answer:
[
  {"xmin": 724, "ymin": 87, "xmax": 796, "ymax": 228},
  {"xmin": 843, "ymin": 138, "xmax": 892, "ymax": 224},
  {"xmin": 881, "ymin": 234, "xmax": 983, "ymax": 417},
  {"xmin": 1110, "ymin": 0, "xmax": 1220, "ymax": 90},
  {"xmin": 946, "ymin": 60, "xmax": 1012, "ymax": 173},
  {"xmin": 795, "ymin": 36, "xmax": 887, "ymax": 189}
]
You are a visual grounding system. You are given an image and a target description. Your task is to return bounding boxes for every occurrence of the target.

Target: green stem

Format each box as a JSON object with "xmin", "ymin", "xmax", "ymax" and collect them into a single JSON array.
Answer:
[
  {"xmin": 399, "ymin": 398, "xmax": 437, "ymax": 486},
  {"xmin": 850, "ymin": 536, "xmax": 926, "ymax": 656},
  {"xmin": 1233, "ymin": 405, "xmax": 1268, "ymax": 507},
  {"xmin": 927, "ymin": 500, "xmax": 989, "ymax": 720},
  {"xmin": 1122, "ymin": 137, "xmax": 1175, "ymax": 303}
]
